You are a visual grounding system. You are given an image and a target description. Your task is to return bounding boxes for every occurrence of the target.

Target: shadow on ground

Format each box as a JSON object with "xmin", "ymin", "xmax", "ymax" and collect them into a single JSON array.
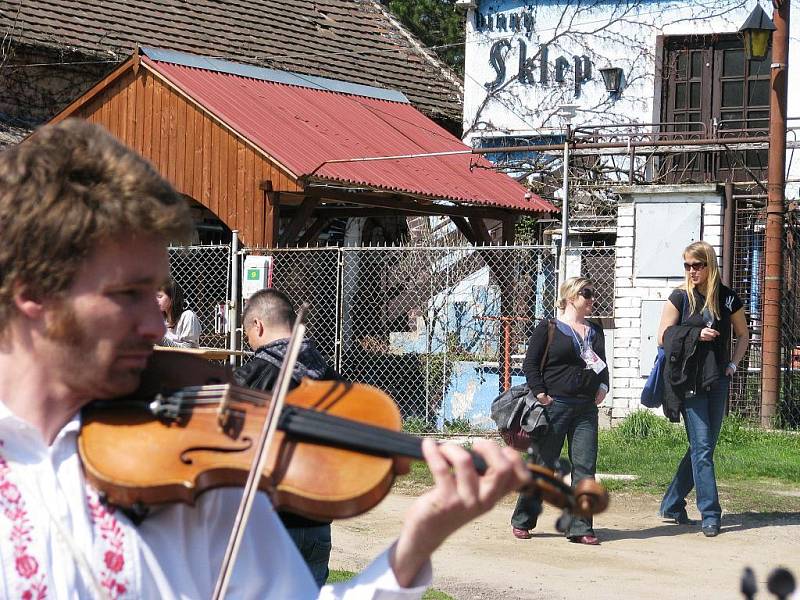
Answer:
[{"xmin": 596, "ymin": 511, "xmax": 800, "ymax": 541}]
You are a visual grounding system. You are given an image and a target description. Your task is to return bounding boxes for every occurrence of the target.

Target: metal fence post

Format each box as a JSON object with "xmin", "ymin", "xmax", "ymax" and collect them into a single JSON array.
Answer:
[
  {"xmin": 334, "ymin": 248, "xmax": 344, "ymax": 373},
  {"xmin": 229, "ymin": 230, "xmax": 240, "ymax": 367},
  {"xmin": 558, "ymin": 138, "xmax": 570, "ymax": 286}
]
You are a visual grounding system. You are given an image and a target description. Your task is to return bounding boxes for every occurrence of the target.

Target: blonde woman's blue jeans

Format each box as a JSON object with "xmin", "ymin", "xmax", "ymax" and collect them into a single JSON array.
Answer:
[{"xmin": 660, "ymin": 376, "xmax": 728, "ymax": 528}]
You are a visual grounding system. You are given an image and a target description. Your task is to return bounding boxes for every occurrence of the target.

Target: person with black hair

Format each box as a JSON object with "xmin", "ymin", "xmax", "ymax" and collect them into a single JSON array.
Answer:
[
  {"xmin": 156, "ymin": 275, "xmax": 201, "ymax": 348},
  {"xmin": 234, "ymin": 288, "xmax": 338, "ymax": 588}
]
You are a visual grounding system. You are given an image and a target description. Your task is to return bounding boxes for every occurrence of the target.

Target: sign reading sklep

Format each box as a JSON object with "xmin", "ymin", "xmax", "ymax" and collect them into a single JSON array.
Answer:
[{"xmin": 475, "ymin": 6, "xmax": 593, "ymax": 98}]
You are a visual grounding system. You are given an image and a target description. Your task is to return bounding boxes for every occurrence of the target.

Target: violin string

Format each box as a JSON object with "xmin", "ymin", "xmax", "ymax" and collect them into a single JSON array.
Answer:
[
  {"xmin": 281, "ymin": 408, "xmax": 424, "ymax": 460},
  {"xmin": 153, "ymin": 386, "xmax": 424, "ymax": 458}
]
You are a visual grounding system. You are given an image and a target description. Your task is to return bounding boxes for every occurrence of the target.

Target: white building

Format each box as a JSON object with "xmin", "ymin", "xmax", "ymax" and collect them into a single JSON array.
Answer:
[{"xmin": 460, "ymin": 0, "xmax": 800, "ymax": 422}]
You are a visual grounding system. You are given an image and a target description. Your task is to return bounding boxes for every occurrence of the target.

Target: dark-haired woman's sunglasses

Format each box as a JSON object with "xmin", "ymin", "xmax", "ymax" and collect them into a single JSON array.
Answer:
[
  {"xmin": 683, "ymin": 262, "xmax": 707, "ymax": 272},
  {"xmin": 577, "ymin": 288, "xmax": 596, "ymax": 299}
]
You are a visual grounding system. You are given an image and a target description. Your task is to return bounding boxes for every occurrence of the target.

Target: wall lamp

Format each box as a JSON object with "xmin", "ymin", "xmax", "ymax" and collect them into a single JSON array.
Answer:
[
  {"xmin": 599, "ymin": 67, "xmax": 624, "ymax": 95},
  {"xmin": 739, "ymin": 3, "xmax": 775, "ymax": 60}
]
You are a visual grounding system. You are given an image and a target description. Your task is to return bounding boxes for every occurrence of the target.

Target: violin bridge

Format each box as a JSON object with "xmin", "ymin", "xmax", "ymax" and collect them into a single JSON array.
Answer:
[
  {"xmin": 215, "ymin": 388, "xmax": 247, "ymax": 438},
  {"xmin": 217, "ymin": 393, "xmax": 231, "ymax": 431},
  {"xmin": 149, "ymin": 392, "xmax": 183, "ymax": 422}
]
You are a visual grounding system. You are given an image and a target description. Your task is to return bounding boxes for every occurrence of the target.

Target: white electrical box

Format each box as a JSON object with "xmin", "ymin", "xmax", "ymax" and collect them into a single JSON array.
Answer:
[{"xmin": 242, "ymin": 255, "xmax": 273, "ymax": 300}]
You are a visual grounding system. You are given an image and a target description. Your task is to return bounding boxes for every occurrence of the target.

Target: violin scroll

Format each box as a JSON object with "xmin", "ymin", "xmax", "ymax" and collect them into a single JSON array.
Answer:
[{"xmin": 518, "ymin": 461, "xmax": 609, "ymax": 519}]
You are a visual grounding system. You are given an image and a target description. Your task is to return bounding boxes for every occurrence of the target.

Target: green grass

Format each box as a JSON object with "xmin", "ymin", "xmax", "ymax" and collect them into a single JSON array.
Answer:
[
  {"xmin": 327, "ymin": 570, "xmax": 453, "ymax": 599},
  {"xmin": 392, "ymin": 411, "xmax": 800, "ymax": 512},
  {"xmin": 596, "ymin": 410, "xmax": 800, "ymax": 511}
]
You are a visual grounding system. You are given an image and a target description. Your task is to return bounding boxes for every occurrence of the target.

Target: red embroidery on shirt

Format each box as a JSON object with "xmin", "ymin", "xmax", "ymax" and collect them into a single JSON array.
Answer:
[
  {"xmin": 87, "ymin": 494, "xmax": 129, "ymax": 599},
  {"xmin": 0, "ymin": 454, "xmax": 48, "ymax": 599}
]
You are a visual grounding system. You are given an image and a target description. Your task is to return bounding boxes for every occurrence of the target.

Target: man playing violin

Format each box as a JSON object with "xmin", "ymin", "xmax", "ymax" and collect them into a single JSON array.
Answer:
[
  {"xmin": 0, "ymin": 119, "xmax": 529, "ymax": 598},
  {"xmin": 234, "ymin": 288, "xmax": 338, "ymax": 588}
]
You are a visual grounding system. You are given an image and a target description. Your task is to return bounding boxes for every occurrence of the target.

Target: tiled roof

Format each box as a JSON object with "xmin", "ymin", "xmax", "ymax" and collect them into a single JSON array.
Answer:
[
  {"xmin": 0, "ymin": 116, "xmax": 29, "ymax": 146},
  {"xmin": 140, "ymin": 48, "xmax": 554, "ymax": 213},
  {"xmin": 0, "ymin": 0, "xmax": 463, "ymax": 123}
]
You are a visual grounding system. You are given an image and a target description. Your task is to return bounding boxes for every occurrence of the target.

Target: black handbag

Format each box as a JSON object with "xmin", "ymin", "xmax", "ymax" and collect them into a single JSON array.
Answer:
[
  {"xmin": 490, "ymin": 319, "xmax": 555, "ymax": 451},
  {"xmin": 490, "ymin": 384, "xmax": 550, "ymax": 451}
]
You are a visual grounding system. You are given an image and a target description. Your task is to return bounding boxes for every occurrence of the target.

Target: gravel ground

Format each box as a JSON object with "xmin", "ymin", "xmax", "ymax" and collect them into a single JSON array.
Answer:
[{"xmin": 330, "ymin": 491, "xmax": 800, "ymax": 599}]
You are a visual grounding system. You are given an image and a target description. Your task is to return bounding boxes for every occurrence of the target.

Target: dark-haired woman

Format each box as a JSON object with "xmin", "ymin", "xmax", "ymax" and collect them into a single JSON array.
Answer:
[
  {"xmin": 657, "ymin": 240, "xmax": 749, "ymax": 537},
  {"xmin": 156, "ymin": 276, "xmax": 202, "ymax": 348}
]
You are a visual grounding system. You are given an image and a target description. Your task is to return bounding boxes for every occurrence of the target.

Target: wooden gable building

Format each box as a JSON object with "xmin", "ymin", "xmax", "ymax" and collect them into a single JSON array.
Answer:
[{"xmin": 49, "ymin": 48, "xmax": 554, "ymax": 247}]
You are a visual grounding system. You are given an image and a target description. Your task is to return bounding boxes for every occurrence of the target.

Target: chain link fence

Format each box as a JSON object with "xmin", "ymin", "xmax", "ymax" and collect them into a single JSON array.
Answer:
[
  {"xmin": 729, "ymin": 206, "xmax": 764, "ymax": 421},
  {"xmin": 729, "ymin": 205, "xmax": 800, "ymax": 429},
  {"xmin": 242, "ymin": 247, "xmax": 341, "ymax": 365},
  {"xmin": 235, "ymin": 244, "xmax": 613, "ymax": 432},
  {"xmin": 167, "ymin": 244, "xmax": 231, "ymax": 349},
  {"xmin": 781, "ymin": 216, "xmax": 800, "ymax": 428},
  {"xmin": 167, "ymin": 235, "xmax": 800, "ymax": 431}
]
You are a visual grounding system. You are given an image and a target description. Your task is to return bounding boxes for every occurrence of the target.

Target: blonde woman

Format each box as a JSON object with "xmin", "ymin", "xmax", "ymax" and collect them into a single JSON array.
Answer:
[
  {"xmin": 657, "ymin": 241, "xmax": 749, "ymax": 537},
  {"xmin": 511, "ymin": 277, "xmax": 608, "ymax": 545}
]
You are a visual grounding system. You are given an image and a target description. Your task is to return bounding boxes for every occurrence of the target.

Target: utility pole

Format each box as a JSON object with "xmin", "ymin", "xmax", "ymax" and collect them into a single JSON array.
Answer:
[{"xmin": 761, "ymin": 0, "xmax": 790, "ymax": 427}]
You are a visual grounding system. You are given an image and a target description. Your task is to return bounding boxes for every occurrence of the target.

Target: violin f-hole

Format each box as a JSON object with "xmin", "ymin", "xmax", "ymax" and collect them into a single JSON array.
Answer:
[{"xmin": 180, "ymin": 438, "xmax": 254, "ymax": 464}]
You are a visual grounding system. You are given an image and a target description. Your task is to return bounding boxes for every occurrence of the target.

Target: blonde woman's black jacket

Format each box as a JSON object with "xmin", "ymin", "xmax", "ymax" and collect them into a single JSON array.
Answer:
[{"xmin": 661, "ymin": 324, "xmax": 720, "ymax": 422}]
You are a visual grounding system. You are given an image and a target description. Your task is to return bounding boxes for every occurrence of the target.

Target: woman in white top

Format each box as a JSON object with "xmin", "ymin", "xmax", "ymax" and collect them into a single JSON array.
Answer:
[{"xmin": 156, "ymin": 276, "xmax": 202, "ymax": 348}]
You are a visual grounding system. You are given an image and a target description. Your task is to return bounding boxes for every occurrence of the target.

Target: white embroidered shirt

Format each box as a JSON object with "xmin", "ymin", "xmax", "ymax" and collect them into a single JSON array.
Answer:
[{"xmin": 0, "ymin": 402, "xmax": 431, "ymax": 599}]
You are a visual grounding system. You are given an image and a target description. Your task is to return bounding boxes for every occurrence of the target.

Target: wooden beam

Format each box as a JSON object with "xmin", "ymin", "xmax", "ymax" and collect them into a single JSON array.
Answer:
[
  {"xmin": 469, "ymin": 217, "xmax": 492, "ymax": 244},
  {"xmin": 297, "ymin": 217, "xmax": 330, "ymax": 246},
  {"xmin": 450, "ymin": 216, "xmax": 477, "ymax": 244},
  {"xmin": 502, "ymin": 215, "xmax": 517, "ymax": 245},
  {"xmin": 279, "ymin": 206, "xmax": 452, "ymax": 218},
  {"xmin": 303, "ymin": 187, "xmax": 514, "ymax": 219},
  {"xmin": 280, "ymin": 196, "xmax": 319, "ymax": 245},
  {"xmin": 264, "ymin": 187, "xmax": 280, "ymax": 248}
]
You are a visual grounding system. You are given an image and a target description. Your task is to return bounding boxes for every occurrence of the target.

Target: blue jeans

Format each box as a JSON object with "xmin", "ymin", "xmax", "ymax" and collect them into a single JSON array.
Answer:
[
  {"xmin": 286, "ymin": 524, "xmax": 332, "ymax": 588},
  {"xmin": 511, "ymin": 399, "xmax": 598, "ymax": 538},
  {"xmin": 660, "ymin": 376, "xmax": 728, "ymax": 527}
]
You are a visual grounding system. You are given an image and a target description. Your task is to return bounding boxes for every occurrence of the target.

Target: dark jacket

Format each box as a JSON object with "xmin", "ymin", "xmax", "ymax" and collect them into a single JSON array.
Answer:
[
  {"xmin": 523, "ymin": 318, "xmax": 609, "ymax": 401},
  {"xmin": 233, "ymin": 337, "xmax": 338, "ymax": 527},
  {"xmin": 661, "ymin": 324, "xmax": 719, "ymax": 422},
  {"xmin": 234, "ymin": 337, "xmax": 338, "ymax": 391}
]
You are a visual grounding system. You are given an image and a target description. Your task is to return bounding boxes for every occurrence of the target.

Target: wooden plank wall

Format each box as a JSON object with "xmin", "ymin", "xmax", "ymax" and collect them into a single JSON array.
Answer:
[{"xmin": 73, "ymin": 67, "xmax": 300, "ymax": 246}]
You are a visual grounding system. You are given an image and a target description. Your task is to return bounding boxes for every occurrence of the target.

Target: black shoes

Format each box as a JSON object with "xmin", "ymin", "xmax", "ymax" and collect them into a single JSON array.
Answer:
[
  {"xmin": 702, "ymin": 524, "xmax": 720, "ymax": 537},
  {"xmin": 663, "ymin": 511, "xmax": 695, "ymax": 525}
]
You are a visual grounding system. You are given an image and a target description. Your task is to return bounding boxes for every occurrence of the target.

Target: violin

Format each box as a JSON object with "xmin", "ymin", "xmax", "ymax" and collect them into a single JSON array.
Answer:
[{"xmin": 79, "ymin": 350, "xmax": 609, "ymax": 522}]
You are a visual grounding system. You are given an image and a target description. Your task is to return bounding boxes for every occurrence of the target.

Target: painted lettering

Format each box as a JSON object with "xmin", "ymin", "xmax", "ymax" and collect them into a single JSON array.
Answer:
[
  {"xmin": 485, "ymin": 39, "xmax": 511, "ymax": 91},
  {"xmin": 484, "ymin": 39, "xmax": 592, "ymax": 97}
]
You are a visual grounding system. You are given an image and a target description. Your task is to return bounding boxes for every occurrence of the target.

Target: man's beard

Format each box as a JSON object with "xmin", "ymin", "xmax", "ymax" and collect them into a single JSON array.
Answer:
[
  {"xmin": 44, "ymin": 301, "xmax": 88, "ymax": 347},
  {"xmin": 44, "ymin": 302, "xmax": 152, "ymax": 398}
]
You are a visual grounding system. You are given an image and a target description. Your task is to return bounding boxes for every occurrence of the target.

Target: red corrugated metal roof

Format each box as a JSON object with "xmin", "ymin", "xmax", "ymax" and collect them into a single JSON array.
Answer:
[{"xmin": 141, "ymin": 53, "xmax": 555, "ymax": 214}]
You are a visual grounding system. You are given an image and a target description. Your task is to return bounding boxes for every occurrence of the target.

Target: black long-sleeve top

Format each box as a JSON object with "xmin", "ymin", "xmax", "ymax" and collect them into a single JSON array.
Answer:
[{"xmin": 522, "ymin": 318, "xmax": 609, "ymax": 401}]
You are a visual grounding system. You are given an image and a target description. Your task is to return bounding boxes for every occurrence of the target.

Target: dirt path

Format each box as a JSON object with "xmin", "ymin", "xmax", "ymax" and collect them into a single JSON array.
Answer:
[{"xmin": 330, "ymin": 492, "xmax": 800, "ymax": 599}]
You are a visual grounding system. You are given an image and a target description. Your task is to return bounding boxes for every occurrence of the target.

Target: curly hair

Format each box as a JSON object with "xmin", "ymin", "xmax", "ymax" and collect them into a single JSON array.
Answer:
[{"xmin": 0, "ymin": 119, "xmax": 192, "ymax": 328}]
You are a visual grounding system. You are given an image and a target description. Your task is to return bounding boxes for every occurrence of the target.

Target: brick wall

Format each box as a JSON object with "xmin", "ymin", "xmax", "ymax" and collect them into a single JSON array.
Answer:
[{"xmin": 610, "ymin": 185, "xmax": 725, "ymax": 421}]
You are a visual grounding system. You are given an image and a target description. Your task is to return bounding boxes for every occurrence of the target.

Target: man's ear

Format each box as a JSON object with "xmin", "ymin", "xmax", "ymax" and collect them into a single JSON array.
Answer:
[
  {"xmin": 13, "ymin": 284, "xmax": 45, "ymax": 320},
  {"xmin": 253, "ymin": 317, "xmax": 266, "ymax": 339}
]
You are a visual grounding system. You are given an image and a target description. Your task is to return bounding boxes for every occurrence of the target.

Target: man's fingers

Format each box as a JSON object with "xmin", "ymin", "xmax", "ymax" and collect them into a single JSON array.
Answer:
[
  {"xmin": 471, "ymin": 439, "xmax": 526, "ymax": 504},
  {"xmin": 441, "ymin": 442, "xmax": 484, "ymax": 508},
  {"xmin": 421, "ymin": 438, "xmax": 453, "ymax": 489}
]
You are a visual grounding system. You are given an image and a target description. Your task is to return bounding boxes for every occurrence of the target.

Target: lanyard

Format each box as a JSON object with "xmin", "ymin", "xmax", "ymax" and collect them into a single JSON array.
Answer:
[{"xmin": 569, "ymin": 323, "xmax": 589, "ymax": 354}]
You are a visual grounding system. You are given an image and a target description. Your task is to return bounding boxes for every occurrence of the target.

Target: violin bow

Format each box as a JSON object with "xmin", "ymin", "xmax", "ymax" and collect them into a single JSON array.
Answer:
[{"xmin": 211, "ymin": 304, "xmax": 310, "ymax": 600}]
